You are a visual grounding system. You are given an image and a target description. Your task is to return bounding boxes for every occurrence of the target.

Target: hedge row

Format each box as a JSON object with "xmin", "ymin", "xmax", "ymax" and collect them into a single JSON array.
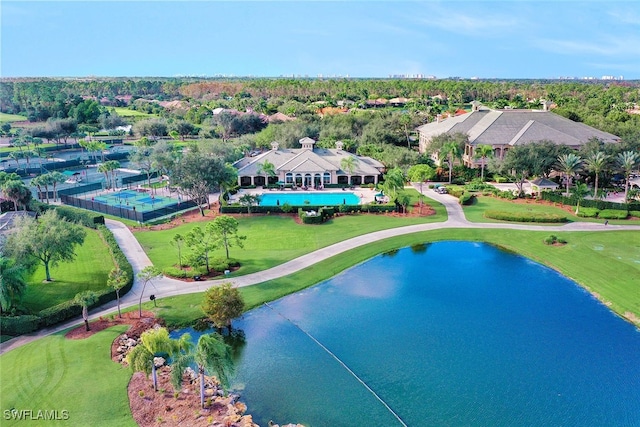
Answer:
[
  {"xmin": 598, "ymin": 209, "xmax": 629, "ymax": 220},
  {"xmin": 484, "ymin": 210, "xmax": 568, "ymax": 223},
  {"xmin": 0, "ymin": 224, "xmax": 134, "ymax": 337},
  {"xmin": 220, "ymin": 203, "xmax": 397, "ymax": 215},
  {"xmin": 32, "ymin": 201, "xmax": 105, "ymax": 229},
  {"xmin": 540, "ymin": 192, "xmax": 640, "ymax": 211},
  {"xmin": 576, "ymin": 207, "xmax": 600, "ymax": 218}
]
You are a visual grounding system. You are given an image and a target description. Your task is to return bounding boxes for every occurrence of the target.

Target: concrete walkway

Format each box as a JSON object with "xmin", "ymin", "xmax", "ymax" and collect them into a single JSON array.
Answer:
[{"xmin": 2, "ymin": 185, "xmax": 639, "ymax": 354}]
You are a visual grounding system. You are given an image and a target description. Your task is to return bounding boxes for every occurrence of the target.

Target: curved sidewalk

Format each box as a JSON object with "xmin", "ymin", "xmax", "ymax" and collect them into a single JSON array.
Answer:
[{"xmin": 2, "ymin": 188, "xmax": 639, "ymax": 354}]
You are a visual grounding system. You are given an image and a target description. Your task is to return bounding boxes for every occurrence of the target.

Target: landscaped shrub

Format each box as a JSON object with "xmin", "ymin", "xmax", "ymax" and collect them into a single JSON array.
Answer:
[
  {"xmin": 163, "ymin": 266, "xmax": 188, "ymax": 278},
  {"xmin": 446, "ymin": 186, "xmax": 465, "ymax": 198},
  {"xmin": 576, "ymin": 207, "xmax": 600, "ymax": 218},
  {"xmin": 34, "ymin": 202, "xmax": 103, "ymax": 228},
  {"xmin": 0, "ymin": 315, "xmax": 41, "ymax": 336},
  {"xmin": 544, "ymin": 235, "xmax": 567, "ymax": 245},
  {"xmin": 459, "ymin": 193, "xmax": 475, "ymax": 206},
  {"xmin": 38, "ymin": 300, "xmax": 81, "ymax": 327},
  {"xmin": 496, "ymin": 190, "xmax": 517, "ymax": 200},
  {"xmin": 465, "ymin": 180, "xmax": 498, "ymax": 193},
  {"xmin": 598, "ymin": 209, "xmax": 629, "ymax": 220},
  {"xmin": 484, "ymin": 210, "xmax": 568, "ymax": 223},
  {"xmin": 630, "ymin": 210, "xmax": 640, "ymax": 218}
]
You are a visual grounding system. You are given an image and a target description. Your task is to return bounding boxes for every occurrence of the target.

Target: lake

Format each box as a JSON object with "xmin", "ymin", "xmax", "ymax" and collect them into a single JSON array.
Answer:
[{"xmin": 176, "ymin": 242, "xmax": 640, "ymax": 426}]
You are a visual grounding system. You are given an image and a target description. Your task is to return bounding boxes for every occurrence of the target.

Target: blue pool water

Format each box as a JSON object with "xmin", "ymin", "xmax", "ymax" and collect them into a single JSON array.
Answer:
[
  {"xmin": 175, "ymin": 242, "xmax": 640, "ymax": 426},
  {"xmin": 258, "ymin": 191, "xmax": 360, "ymax": 206}
]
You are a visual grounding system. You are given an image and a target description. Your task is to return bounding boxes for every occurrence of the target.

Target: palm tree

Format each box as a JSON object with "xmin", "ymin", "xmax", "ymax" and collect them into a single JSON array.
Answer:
[
  {"xmin": 45, "ymin": 171, "xmax": 66, "ymax": 202},
  {"xmin": 238, "ymin": 193, "xmax": 261, "ymax": 213},
  {"xmin": 107, "ymin": 267, "xmax": 129, "ymax": 318},
  {"xmin": 340, "ymin": 156, "xmax": 359, "ymax": 185},
  {"xmin": 170, "ymin": 333, "xmax": 235, "ymax": 408},
  {"xmin": 442, "ymin": 141, "xmax": 461, "ymax": 184},
  {"xmin": 571, "ymin": 182, "xmax": 589, "ymax": 215},
  {"xmin": 1, "ymin": 180, "xmax": 29, "ymax": 211},
  {"xmin": 127, "ymin": 327, "xmax": 189, "ymax": 391},
  {"xmin": 0, "ymin": 255, "xmax": 27, "ymax": 314},
  {"xmin": 474, "ymin": 144, "xmax": 494, "ymax": 181},
  {"xmin": 616, "ymin": 151, "xmax": 640, "ymax": 202},
  {"xmin": 97, "ymin": 163, "xmax": 110, "ymax": 188},
  {"xmin": 556, "ymin": 153, "xmax": 583, "ymax": 196},
  {"xmin": 256, "ymin": 160, "xmax": 276, "ymax": 187},
  {"xmin": 74, "ymin": 290, "xmax": 98, "ymax": 332},
  {"xmin": 584, "ymin": 151, "xmax": 609, "ymax": 200}
]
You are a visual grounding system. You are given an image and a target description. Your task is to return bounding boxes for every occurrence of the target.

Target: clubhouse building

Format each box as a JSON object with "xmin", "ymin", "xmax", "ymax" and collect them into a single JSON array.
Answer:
[
  {"xmin": 234, "ymin": 138, "xmax": 385, "ymax": 187},
  {"xmin": 417, "ymin": 101, "xmax": 621, "ymax": 168}
]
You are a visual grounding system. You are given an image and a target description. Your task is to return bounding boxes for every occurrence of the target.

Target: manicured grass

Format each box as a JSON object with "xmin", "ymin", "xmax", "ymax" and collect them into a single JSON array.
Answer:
[
  {"xmin": 21, "ymin": 229, "xmax": 115, "ymax": 312},
  {"xmin": 0, "ymin": 112, "xmax": 27, "ymax": 123},
  {"xmin": 0, "ymin": 325, "xmax": 137, "ymax": 427},
  {"xmin": 150, "ymin": 229, "xmax": 640, "ymax": 329},
  {"xmin": 463, "ymin": 195, "xmax": 640, "ymax": 225},
  {"xmin": 134, "ymin": 194, "xmax": 447, "ymax": 275},
  {"xmin": 113, "ymin": 107, "xmax": 156, "ymax": 118}
]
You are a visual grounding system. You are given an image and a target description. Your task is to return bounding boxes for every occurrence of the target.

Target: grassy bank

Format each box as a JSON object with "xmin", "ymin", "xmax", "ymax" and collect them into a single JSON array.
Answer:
[
  {"xmin": 149, "ymin": 229, "xmax": 640, "ymax": 328},
  {"xmin": 0, "ymin": 325, "xmax": 136, "ymax": 427}
]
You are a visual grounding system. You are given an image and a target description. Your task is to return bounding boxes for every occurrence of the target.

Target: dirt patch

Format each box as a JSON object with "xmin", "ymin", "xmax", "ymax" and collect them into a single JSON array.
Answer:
[
  {"xmin": 65, "ymin": 311, "xmax": 159, "ymax": 342},
  {"xmin": 132, "ymin": 207, "xmax": 220, "ymax": 231}
]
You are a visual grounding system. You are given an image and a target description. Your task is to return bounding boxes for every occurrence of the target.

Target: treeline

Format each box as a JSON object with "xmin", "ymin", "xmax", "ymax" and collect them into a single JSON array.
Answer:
[{"xmin": 2, "ymin": 77, "xmax": 640, "ymax": 159}]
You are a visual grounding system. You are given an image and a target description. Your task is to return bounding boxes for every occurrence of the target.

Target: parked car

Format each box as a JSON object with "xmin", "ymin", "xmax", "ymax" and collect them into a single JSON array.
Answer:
[{"xmin": 435, "ymin": 186, "xmax": 448, "ymax": 194}]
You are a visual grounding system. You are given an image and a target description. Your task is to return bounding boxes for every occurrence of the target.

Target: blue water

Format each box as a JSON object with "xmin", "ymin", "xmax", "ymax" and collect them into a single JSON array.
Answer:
[
  {"xmin": 259, "ymin": 191, "xmax": 360, "ymax": 206},
  {"xmin": 176, "ymin": 242, "xmax": 640, "ymax": 426}
]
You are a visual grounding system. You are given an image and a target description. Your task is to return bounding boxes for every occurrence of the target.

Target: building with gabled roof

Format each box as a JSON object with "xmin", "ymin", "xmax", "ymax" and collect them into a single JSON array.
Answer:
[
  {"xmin": 417, "ymin": 102, "xmax": 621, "ymax": 168},
  {"xmin": 234, "ymin": 138, "xmax": 385, "ymax": 187}
]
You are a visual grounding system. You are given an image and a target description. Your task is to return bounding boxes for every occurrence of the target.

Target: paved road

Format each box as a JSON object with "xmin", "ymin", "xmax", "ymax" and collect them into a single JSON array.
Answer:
[{"xmin": 2, "ymin": 185, "xmax": 638, "ymax": 354}]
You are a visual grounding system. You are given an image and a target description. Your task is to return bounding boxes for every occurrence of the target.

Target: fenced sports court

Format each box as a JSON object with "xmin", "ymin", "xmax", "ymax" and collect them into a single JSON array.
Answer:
[{"xmin": 60, "ymin": 186, "xmax": 198, "ymax": 222}]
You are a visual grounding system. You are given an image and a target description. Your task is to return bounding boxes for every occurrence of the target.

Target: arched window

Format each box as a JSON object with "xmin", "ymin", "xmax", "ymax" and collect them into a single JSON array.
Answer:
[
  {"xmin": 285, "ymin": 173, "xmax": 293, "ymax": 184},
  {"xmin": 323, "ymin": 172, "xmax": 331, "ymax": 184}
]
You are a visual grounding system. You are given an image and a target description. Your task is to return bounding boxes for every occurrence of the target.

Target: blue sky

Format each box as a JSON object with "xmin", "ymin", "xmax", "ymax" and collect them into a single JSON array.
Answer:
[{"xmin": 2, "ymin": 1, "xmax": 639, "ymax": 79}]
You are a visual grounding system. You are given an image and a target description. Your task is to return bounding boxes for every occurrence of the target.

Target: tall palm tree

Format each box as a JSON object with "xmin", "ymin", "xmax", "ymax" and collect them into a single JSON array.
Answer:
[
  {"xmin": 584, "ymin": 151, "xmax": 609, "ymax": 199},
  {"xmin": 556, "ymin": 153, "xmax": 583, "ymax": 196},
  {"xmin": 45, "ymin": 171, "xmax": 66, "ymax": 202},
  {"xmin": 442, "ymin": 141, "xmax": 461, "ymax": 184},
  {"xmin": 127, "ymin": 327, "xmax": 189, "ymax": 391},
  {"xmin": 0, "ymin": 255, "xmax": 27, "ymax": 314},
  {"xmin": 171, "ymin": 333, "xmax": 235, "ymax": 408},
  {"xmin": 97, "ymin": 163, "xmax": 110, "ymax": 188},
  {"xmin": 256, "ymin": 160, "xmax": 276, "ymax": 187},
  {"xmin": 616, "ymin": 151, "xmax": 640, "ymax": 202},
  {"xmin": 340, "ymin": 156, "xmax": 359, "ymax": 184},
  {"xmin": 474, "ymin": 144, "xmax": 494, "ymax": 181}
]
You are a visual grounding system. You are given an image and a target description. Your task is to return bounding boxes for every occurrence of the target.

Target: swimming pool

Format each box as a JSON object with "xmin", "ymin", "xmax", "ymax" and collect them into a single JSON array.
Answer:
[{"xmin": 259, "ymin": 191, "xmax": 360, "ymax": 206}]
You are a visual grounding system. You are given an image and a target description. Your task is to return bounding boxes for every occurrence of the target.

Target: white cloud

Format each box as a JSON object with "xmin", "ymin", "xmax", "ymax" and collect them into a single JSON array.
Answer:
[{"xmin": 534, "ymin": 34, "xmax": 640, "ymax": 57}]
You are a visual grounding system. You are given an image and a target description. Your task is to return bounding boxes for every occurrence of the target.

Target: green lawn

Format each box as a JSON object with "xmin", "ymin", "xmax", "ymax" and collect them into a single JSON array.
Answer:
[
  {"xmin": 134, "ymin": 194, "xmax": 447, "ymax": 275},
  {"xmin": 150, "ymin": 228, "xmax": 640, "ymax": 329},
  {"xmin": 112, "ymin": 107, "xmax": 156, "ymax": 118},
  {"xmin": 0, "ymin": 325, "xmax": 136, "ymax": 427},
  {"xmin": 0, "ymin": 112, "xmax": 27, "ymax": 123},
  {"xmin": 21, "ymin": 229, "xmax": 115, "ymax": 312},
  {"xmin": 463, "ymin": 195, "xmax": 640, "ymax": 225}
]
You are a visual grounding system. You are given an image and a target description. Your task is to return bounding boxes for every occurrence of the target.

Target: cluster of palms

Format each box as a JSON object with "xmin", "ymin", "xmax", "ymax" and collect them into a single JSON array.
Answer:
[
  {"xmin": 127, "ymin": 326, "xmax": 235, "ymax": 409},
  {"xmin": 97, "ymin": 160, "xmax": 121, "ymax": 189},
  {"xmin": 557, "ymin": 150, "xmax": 640, "ymax": 203},
  {"xmin": 30, "ymin": 171, "xmax": 67, "ymax": 204},
  {"xmin": 0, "ymin": 171, "xmax": 32, "ymax": 211}
]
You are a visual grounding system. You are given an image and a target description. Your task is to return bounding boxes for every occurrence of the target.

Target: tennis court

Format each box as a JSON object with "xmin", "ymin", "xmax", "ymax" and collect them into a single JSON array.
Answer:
[{"xmin": 91, "ymin": 189, "xmax": 182, "ymax": 213}]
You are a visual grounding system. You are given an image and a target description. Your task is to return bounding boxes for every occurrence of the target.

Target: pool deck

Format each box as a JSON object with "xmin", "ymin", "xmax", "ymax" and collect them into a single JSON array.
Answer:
[{"xmin": 231, "ymin": 186, "xmax": 382, "ymax": 205}]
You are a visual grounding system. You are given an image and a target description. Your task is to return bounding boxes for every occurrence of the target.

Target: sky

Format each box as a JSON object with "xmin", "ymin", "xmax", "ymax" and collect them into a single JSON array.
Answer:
[{"xmin": 1, "ymin": 1, "xmax": 639, "ymax": 79}]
